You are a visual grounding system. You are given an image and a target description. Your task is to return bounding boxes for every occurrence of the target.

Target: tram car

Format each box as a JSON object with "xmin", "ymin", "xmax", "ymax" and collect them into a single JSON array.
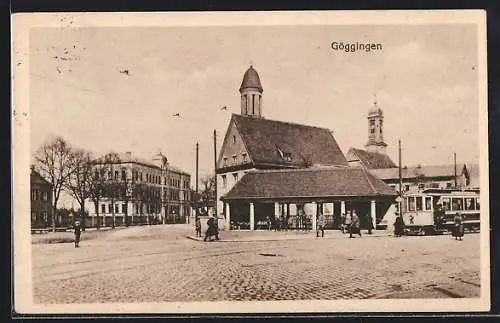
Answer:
[{"xmin": 401, "ymin": 188, "xmax": 480, "ymax": 236}]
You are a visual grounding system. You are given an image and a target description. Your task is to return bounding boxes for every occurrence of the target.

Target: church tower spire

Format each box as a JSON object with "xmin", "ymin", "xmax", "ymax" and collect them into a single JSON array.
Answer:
[
  {"xmin": 365, "ymin": 96, "xmax": 387, "ymax": 155},
  {"xmin": 239, "ymin": 65, "xmax": 263, "ymax": 118}
]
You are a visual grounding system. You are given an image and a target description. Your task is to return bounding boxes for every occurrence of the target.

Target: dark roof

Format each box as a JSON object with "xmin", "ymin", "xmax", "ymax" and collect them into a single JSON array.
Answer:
[
  {"xmin": 93, "ymin": 152, "xmax": 190, "ymax": 175},
  {"xmin": 369, "ymin": 164, "xmax": 467, "ymax": 181},
  {"xmin": 222, "ymin": 166, "xmax": 397, "ymax": 200},
  {"xmin": 239, "ymin": 65, "xmax": 263, "ymax": 92},
  {"xmin": 30, "ymin": 169, "xmax": 52, "ymax": 187},
  {"xmin": 232, "ymin": 114, "xmax": 348, "ymax": 168},
  {"xmin": 348, "ymin": 148, "xmax": 396, "ymax": 169}
]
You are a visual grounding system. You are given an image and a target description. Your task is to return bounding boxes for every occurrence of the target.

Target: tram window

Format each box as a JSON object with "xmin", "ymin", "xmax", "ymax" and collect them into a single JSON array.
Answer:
[
  {"xmin": 465, "ymin": 198, "xmax": 475, "ymax": 210},
  {"xmin": 452, "ymin": 198, "xmax": 464, "ymax": 211},
  {"xmin": 416, "ymin": 197, "xmax": 423, "ymax": 211},
  {"xmin": 409, "ymin": 197, "xmax": 416, "ymax": 211},
  {"xmin": 476, "ymin": 198, "xmax": 480, "ymax": 210},
  {"xmin": 425, "ymin": 197, "xmax": 432, "ymax": 210},
  {"xmin": 442, "ymin": 198, "xmax": 451, "ymax": 211}
]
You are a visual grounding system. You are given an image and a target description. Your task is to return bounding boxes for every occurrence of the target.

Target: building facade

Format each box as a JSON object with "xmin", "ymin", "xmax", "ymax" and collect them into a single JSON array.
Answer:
[
  {"xmin": 85, "ymin": 152, "xmax": 191, "ymax": 227},
  {"xmin": 30, "ymin": 167, "xmax": 53, "ymax": 228}
]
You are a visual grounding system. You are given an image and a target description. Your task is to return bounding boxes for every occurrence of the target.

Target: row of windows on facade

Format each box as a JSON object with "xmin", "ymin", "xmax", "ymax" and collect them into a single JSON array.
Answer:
[
  {"xmin": 222, "ymin": 152, "xmax": 248, "ymax": 167},
  {"xmin": 404, "ymin": 196, "xmax": 480, "ymax": 212},
  {"xmin": 221, "ymin": 173, "xmax": 239, "ymax": 188},
  {"xmin": 95, "ymin": 169, "xmax": 188, "ymax": 188},
  {"xmin": 31, "ymin": 211, "xmax": 49, "ymax": 221},
  {"xmin": 31, "ymin": 190, "xmax": 50, "ymax": 201},
  {"xmin": 98, "ymin": 201, "xmax": 189, "ymax": 215},
  {"xmin": 390, "ymin": 181, "xmax": 456, "ymax": 192}
]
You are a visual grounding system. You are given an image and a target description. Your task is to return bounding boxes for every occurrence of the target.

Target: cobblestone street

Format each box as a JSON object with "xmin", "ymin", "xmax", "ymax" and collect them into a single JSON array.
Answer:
[{"xmin": 32, "ymin": 225, "xmax": 481, "ymax": 303}]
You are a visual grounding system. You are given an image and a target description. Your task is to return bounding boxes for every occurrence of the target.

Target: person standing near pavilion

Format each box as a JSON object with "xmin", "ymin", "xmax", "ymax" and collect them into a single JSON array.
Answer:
[
  {"xmin": 316, "ymin": 212, "xmax": 327, "ymax": 238},
  {"xmin": 351, "ymin": 210, "xmax": 362, "ymax": 238},
  {"xmin": 74, "ymin": 220, "xmax": 82, "ymax": 248},
  {"xmin": 366, "ymin": 212, "xmax": 373, "ymax": 235},
  {"xmin": 344, "ymin": 211, "xmax": 352, "ymax": 237},
  {"xmin": 394, "ymin": 214, "xmax": 405, "ymax": 237},
  {"xmin": 453, "ymin": 212, "xmax": 465, "ymax": 241},
  {"xmin": 195, "ymin": 216, "xmax": 202, "ymax": 237}
]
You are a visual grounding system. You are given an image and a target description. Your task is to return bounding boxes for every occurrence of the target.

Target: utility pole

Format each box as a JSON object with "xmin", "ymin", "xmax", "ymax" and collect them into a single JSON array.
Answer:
[
  {"xmin": 398, "ymin": 139, "xmax": 403, "ymax": 216},
  {"xmin": 213, "ymin": 130, "xmax": 218, "ymax": 218},
  {"xmin": 454, "ymin": 152, "xmax": 457, "ymax": 188},
  {"xmin": 195, "ymin": 142, "xmax": 199, "ymax": 216}
]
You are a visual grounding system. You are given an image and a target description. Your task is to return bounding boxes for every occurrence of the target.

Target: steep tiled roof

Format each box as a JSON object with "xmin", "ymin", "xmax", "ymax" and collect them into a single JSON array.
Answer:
[
  {"xmin": 30, "ymin": 169, "xmax": 52, "ymax": 187},
  {"xmin": 232, "ymin": 114, "xmax": 348, "ymax": 168},
  {"xmin": 222, "ymin": 166, "xmax": 396, "ymax": 200},
  {"xmin": 369, "ymin": 164, "xmax": 467, "ymax": 181},
  {"xmin": 348, "ymin": 148, "xmax": 396, "ymax": 169}
]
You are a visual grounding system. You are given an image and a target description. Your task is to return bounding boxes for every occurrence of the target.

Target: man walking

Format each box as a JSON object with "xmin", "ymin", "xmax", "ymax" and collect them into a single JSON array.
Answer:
[{"xmin": 74, "ymin": 220, "xmax": 82, "ymax": 248}]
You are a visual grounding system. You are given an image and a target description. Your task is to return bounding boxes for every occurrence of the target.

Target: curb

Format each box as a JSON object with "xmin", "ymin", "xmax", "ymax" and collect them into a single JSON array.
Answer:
[{"xmin": 185, "ymin": 232, "xmax": 392, "ymax": 243}]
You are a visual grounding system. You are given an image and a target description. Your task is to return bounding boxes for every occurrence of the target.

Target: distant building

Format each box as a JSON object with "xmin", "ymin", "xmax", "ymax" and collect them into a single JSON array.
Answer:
[
  {"xmin": 369, "ymin": 164, "xmax": 473, "ymax": 194},
  {"xmin": 30, "ymin": 167, "xmax": 53, "ymax": 228},
  {"xmin": 85, "ymin": 152, "xmax": 191, "ymax": 227}
]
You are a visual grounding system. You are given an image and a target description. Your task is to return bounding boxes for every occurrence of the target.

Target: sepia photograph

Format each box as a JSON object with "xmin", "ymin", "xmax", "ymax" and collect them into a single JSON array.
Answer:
[{"xmin": 12, "ymin": 10, "xmax": 489, "ymax": 314}]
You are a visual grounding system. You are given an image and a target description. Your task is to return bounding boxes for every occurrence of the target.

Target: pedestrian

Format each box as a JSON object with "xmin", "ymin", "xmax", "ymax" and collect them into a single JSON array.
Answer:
[
  {"xmin": 394, "ymin": 214, "xmax": 405, "ymax": 237},
  {"xmin": 366, "ymin": 213, "xmax": 373, "ymax": 235},
  {"xmin": 351, "ymin": 211, "xmax": 362, "ymax": 238},
  {"xmin": 266, "ymin": 215, "xmax": 272, "ymax": 230},
  {"xmin": 195, "ymin": 216, "xmax": 202, "ymax": 237},
  {"xmin": 316, "ymin": 213, "xmax": 327, "ymax": 238},
  {"xmin": 74, "ymin": 220, "xmax": 81, "ymax": 248},
  {"xmin": 453, "ymin": 212, "xmax": 464, "ymax": 241},
  {"xmin": 204, "ymin": 216, "xmax": 220, "ymax": 242},
  {"xmin": 340, "ymin": 212, "xmax": 347, "ymax": 233},
  {"xmin": 345, "ymin": 211, "xmax": 352, "ymax": 237}
]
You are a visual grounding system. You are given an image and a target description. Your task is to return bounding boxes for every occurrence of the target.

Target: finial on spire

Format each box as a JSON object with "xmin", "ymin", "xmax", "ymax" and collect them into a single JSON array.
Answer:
[
  {"xmin": 373, "ymin": 92, "xmax": 378, "ymax": 106},
  {"xmin": 249, "ymin": 60, "xmax": 253, "ymax": 67}
]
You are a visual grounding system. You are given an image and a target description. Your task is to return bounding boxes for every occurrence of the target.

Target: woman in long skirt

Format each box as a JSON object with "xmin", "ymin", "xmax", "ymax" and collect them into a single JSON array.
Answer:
[{"xmin": 453, "ymin": 213, "xmax": 464, "ymax": 241}]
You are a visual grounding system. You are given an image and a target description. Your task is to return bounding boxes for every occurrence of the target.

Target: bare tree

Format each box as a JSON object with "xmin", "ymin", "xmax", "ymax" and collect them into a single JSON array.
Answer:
[
  {"xmin": 199, "ymin": 175, "xmax": 216, "ymax": 215},
  {"xmin": 65, "ymin": 148, "xmax": 92, "ymax": 230},
  {"xmin": 34, "ymin": 136, "xmax": 74, "ymax": 232}
]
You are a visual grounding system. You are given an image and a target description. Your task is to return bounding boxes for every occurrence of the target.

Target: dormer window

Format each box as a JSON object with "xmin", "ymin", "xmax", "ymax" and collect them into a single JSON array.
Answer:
[
  {"xmin": 283, "ymin": 152, "xmax": 292, "ymax": 162},
  {"xmin": 223, "ymin": 157, "xmax": 228, "ymax": 166},
  {"xmin": 232, "ymin": 135, "xmax": 236, "ymax": 144},
  {"xmin": 242, "ymin": 153, "xmax": 247, "ymax": 162},
  {"xmin": 232, "ymin": 155, "xmax": 237, "ymax": 163}
]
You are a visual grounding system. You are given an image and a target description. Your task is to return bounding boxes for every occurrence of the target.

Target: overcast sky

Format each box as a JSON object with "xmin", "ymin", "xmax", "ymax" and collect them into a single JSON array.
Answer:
[{"xmin": 30, "ymin": 24, "xmax": 480, "ymax": 185}]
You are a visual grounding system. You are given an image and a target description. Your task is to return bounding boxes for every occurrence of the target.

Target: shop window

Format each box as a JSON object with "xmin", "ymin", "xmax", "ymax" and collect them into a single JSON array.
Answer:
[
  {"xmin": 31, "ymin": 212, "xmax": 37, "ymax": 221},
  {"xmin": 476, "ymin": 198, "xmax": 480, "ymax": 210}
]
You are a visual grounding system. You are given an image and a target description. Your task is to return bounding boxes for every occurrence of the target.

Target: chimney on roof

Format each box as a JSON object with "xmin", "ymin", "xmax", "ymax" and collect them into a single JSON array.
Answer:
[{"xmin": 125, "ymin": 151, "xmax": 132, "ymax": 160}]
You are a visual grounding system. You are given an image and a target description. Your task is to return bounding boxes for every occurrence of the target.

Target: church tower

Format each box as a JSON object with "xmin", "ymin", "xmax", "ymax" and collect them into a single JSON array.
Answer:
[
  {"xmin": 365, "ymin": 98, "xmax": 387, "ymax": 155},
  {"xmin": 239, "ymin": 65, "xmax": 263, "ymax": 118}
]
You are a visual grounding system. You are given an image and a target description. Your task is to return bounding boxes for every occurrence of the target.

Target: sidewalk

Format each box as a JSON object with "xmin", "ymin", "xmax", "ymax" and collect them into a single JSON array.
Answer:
[{"xmin": 186, "ymin": 229, "xmax": 392, "ymax": 242}]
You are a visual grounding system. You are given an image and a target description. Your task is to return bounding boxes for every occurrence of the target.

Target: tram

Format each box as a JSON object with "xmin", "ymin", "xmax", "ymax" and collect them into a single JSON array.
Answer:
[{"xmin": 401, "ymin": 188, "xmax": 480, "ymax": 236}]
